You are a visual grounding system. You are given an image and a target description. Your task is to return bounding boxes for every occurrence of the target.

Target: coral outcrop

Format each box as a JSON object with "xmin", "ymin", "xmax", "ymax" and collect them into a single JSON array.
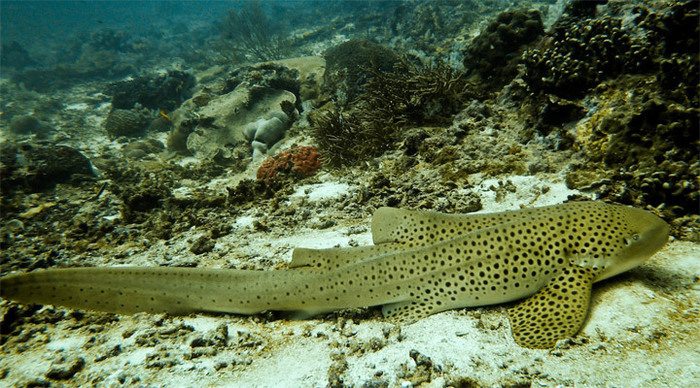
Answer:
[
  {"xmin": 104, "ymin": 109, "xmax": 150, "ymax": 138},
  {"xmin": 566, "ymin": 76, "xmax": 699, "ymax": 219},
  {"xmin": 322, "ymin": 40, "xmax": 401, "ymax": 106},
  {"xmin": 463, "ymin": 8, "xmax": 544, "ymax": 90},
  {"xmin": 312, "ymin": 56, "xmax": 471, "ymax": 167},
  {"xmin": 0, "ymin": 143, "xmax": 94, "ymax": 192},
  {"xmin": 108, "ymin": 70, "xmax": 195, "ymax": 111},
  {"xmin": 522, "ymin": 16, "xmax": 652, "ymax": 98},
  {"xmin": 168, "ymin": 62, "xmax": 302, "ymax": 162},
  {"xmin": 8, "ymin": 115, "xmax": 44, "ymax": 135}
]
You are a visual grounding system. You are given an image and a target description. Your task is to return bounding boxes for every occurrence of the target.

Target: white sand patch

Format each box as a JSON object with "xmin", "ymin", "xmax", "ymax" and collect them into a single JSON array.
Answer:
[
  {"xmin": 474, "ymin": 174, "xmax": 591, "ymax": 212},
  {"xmin": 291, "ymin": 182, "xmax": 352, "ymax": 202},
  {"xmin": 228, "ymin": 339, "xmax": 332, "ymax": 387},
  {"xmin": 65, "ymin": 102, "xmax": 90, "ymax": 111}
]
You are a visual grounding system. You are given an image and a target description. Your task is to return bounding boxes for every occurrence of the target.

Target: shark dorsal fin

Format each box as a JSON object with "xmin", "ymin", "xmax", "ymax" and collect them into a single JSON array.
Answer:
[
  {"xmin": 290, "ymin": 242, "xmax": 409, "ymax": 270},
  {"xmin": 371, "ymin": 206, "xmax": 529, "ymax": 246}
]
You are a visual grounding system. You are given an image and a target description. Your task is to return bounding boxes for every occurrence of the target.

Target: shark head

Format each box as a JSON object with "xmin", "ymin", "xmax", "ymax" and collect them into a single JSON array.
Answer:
[{"xmin": 595, "ymin": 205, "xmax": 670, "ymax": 281}]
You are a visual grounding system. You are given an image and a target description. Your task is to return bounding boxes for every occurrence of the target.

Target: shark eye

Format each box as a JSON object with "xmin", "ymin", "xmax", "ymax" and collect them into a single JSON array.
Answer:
[{"xmin": 625, "ymin": 234, "xmax": 640, "ymax": 245}]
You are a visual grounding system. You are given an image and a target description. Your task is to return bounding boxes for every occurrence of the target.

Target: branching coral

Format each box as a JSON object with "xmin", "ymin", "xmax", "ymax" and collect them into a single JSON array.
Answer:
[
  {"xmin": 362, "ymin": 58, "xmax": 474, "ymax": 125},
  {"xmin": 312, "ymin": 57, "xmax": 473, "ymax": 167},
  {"xmin": 310, "ymin": 107, "xmax": 391, "ymax": 167},
  {"xmin": 221, "ymin": 1, "xmax": 287, "ymax": 61}
]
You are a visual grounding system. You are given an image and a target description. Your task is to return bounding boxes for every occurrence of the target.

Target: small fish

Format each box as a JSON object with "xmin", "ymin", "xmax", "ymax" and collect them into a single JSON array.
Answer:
[
  {"xmin": 159, "ymin": 109, "xmax": 171, "ymax": 122},
  {"xmin": 0, "ymin": 202, "xmax": 669, "ymax": 348}
]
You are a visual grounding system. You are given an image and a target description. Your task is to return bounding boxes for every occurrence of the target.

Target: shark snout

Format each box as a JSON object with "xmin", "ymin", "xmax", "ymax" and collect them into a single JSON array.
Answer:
[
  {"xmin": 618, "ymin": 207, "xmax": 670, "ymax": 272},
  {"xmin": 630, "ymin": 207, "xmax": 670, "ymax": 254}
]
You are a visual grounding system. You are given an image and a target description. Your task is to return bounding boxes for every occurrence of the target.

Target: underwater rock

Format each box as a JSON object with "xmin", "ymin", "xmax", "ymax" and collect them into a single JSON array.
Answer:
[
  {"xmin": 108, "ymin": 70, "xmax": 196, "ymax": 111},
  {"xmin": 86, "ymin": 28, "xmax": 130, "ymax": 52},
  {"xmin": 388, "ymin": 1, "xmax": 467, "ymax": 52},
  {"xmin": 45, "ymin": 357, "xmax": 85, "ymax": 381},
  {"xmin": 184, "ymin": 87, "xmax": 297, "ymax": 161},
  {"xmin": 566, "ymin": 76, "xmax": 699, "ymax": 218},
  {"xmin": 190, "ymin": 235, "xmax": 215, "ymax": 255},
  {"xmin": 13, "ymin": 51, "xmax": 135, "ymax": 92},
  {"xmin": 256, "ymin": 146, "xmax": 321, "ymax": 184},
  {"xmin": 463, "ymin": 8, "xmax": 544, "ymax": 90},
  {"xmin": 322, "ymin": 39, "xmax": 401, "ymax": 107},
  {"xmin": 639, "ymin": 0, "xmax": 699, "ymax": 104},
  {"xmin": 268, "ymin": 56, "xmax": 325, "ymax": 105},
  {"xmin": 170, "ymin": 62, "xmax": 301, "ymax": 162},
  {"xmin": 563, "ymin": 0, "xmax": 608, "ymax": 18},
  {"xmin": 0, "ymin": 143, "xmax": 95, "ymax": 192},
  {"xmin": 104, "ymin": 108, "xmax": 150, "ymax": 138}
]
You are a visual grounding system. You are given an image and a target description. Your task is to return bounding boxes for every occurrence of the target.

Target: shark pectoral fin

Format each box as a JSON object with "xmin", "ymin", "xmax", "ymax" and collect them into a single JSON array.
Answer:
[
  {"xmin": 508, "ymin": 267, "xmax": 595, "ymax": 349},
  {"xmin": 381, "ymin": 300, "xmax": 434, "ymax": 325}
]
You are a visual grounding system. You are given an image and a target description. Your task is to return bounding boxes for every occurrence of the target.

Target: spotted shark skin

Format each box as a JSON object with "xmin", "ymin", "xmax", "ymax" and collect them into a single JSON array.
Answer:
[{"xmin": 0, "ymin": 201, "xmax": 669, "ymax": 348}]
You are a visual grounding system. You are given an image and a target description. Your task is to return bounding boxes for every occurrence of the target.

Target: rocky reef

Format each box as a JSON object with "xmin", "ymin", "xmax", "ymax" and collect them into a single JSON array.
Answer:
[
  {"xmin": 519, "ymin": 0, "xmax": 700, "ymax": 224},
  {"xmin": 103, "ymin": 108, "xmax": 150, "ymax": 138},
  {"xmin": 107, "ymin": 70, "xmax": 195, "ymax": 111},
  {"xmin": 0, "ymin": 143, "xmax": 95, "ymax": 192}
]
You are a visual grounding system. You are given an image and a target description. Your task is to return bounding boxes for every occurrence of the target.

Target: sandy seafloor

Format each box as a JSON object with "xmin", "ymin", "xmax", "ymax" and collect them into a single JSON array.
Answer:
[{"xmin": 1, "ymin": 173, "xmax": 698, "ymax": 387}]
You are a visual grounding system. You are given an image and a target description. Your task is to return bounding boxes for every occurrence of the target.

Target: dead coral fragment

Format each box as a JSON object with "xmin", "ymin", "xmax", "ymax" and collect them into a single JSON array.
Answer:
[{"xmin": 256, "ymin": 146, "xmax": 321, "ymax": 183}]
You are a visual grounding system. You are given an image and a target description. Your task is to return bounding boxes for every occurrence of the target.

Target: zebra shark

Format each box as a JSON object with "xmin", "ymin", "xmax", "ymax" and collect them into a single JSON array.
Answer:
[{"xmin": 0, "ymin": 201, "xmax": 669, "ymax": 348}]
